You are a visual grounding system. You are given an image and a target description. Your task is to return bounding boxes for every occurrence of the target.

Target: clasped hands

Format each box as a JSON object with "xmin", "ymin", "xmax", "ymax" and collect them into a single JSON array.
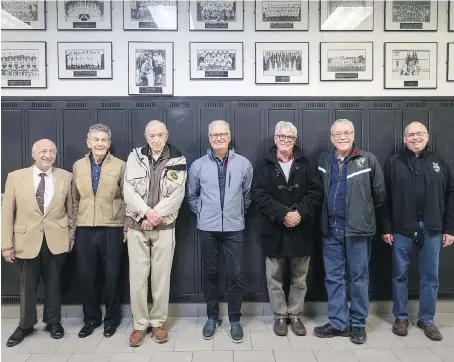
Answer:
[
  {"xmin": 284, "ymin": 210, "xmax": 301, "ymax": 228},
  {"xmin": 141, "ymin": 209, "xmax": 163, "ymax": 231}
]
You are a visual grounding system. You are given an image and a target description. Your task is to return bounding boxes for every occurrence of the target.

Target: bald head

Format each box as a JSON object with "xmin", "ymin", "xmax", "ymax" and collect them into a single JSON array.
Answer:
[
  {"xmin": 32, "ymin": 139, "xmax": 57, "ymax": 171},
  {"xmin": 404, "ymin": 122, "xmax": 429, "ymax": 155},
  {"xmin": 404, "ymin": 121, "xmax": 428, "ymax": 136}
]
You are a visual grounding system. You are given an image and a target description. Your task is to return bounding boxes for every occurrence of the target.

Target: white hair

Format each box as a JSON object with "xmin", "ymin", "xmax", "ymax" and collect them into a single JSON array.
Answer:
[
  {"xmin": 145, "ymin": 120, "xmax": 168, "ymax": 134},
  {"xmin": 275, "ymin": 121, "xmax": 297, "ymax": 138},
  {"xmin": 87, "ymin": 123, "xmax": 111, "ymax": 139},
  {"xmin": 208, "ymin": 120, "xmax": 230, "ymax": 135},
  {"xmin": 31, "ymin": 139, "xmax": 57, "ymax": 154},
  {"xmin": 331, "ymin": 119, "xmax": 355, "ymax": 133},
  {"xmin": 404, "ymin": 121, "xmax": 428, "ymax": 135}
]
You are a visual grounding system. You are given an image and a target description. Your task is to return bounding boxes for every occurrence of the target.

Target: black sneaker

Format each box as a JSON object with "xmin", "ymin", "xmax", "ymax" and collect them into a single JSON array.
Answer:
[
  {"xmin": 314, "ymin": 323, "xmax": 350, "ymax": 338},
  {"xmin": 230, "ymin": 322, "xmax": 244, "ymax": 343},
  {"xmin": 350, "ymin": 326, "xmax": 367, "ymax": 344},
  {"xmin": 202, "ymin": 318, "xmax": 218, "ymax": 340}
]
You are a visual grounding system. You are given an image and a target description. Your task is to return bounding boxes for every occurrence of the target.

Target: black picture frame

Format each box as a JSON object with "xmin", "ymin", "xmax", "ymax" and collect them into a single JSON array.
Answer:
[
  {"xmin": 123, "ymin": 0, "xmax": 178, "ymax": 31},
  {"xmin": 448, "ymin": 43, "xmax": 454, "ymax": 81},
  {"xmin": 1, "ymin": 0, "xmax": 47, "ymax": 30},
  {"xmin": 383, "ymin": 42, "xmax": 438, "ymax": 90},
  {"xmin": 56, "ymin": 0, "xmax": 112, "ymax": 31},
  {"xmin": 1, "ymin": 41, "xmax": 47, "ymax": 89},
  {"xmin": 255, "ymin": 0, "xmax": 309, "ymax": 31},
  {"xmin": 384, "ymin": 0, "xmax": 438, "ymax": 31},
  {"xmin": 319, "ymin": 0, "xmax": 374, "ymax": 31},
  {"xmin": 57, "ymin": 42, "xmax": 113, "ymax": 80},
  {"xmin": 189, "ymin": 0, "xmax": 244, "ymax": 31}
]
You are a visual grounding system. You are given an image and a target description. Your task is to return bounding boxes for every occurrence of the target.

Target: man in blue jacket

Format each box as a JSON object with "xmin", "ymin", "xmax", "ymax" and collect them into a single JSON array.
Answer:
[{"xmin": 187, "ymin": 120, "xmax": 253, "ymax": 343}]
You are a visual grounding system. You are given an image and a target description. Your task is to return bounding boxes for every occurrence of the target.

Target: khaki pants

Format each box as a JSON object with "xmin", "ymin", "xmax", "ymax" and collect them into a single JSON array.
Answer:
[
  {"xmin": 265, "ymin": 256, "xmax": 310, "ymax": 318},
  {"xmin": 127, "ymin": 228, "xmax": 175, "ymax": 330}
]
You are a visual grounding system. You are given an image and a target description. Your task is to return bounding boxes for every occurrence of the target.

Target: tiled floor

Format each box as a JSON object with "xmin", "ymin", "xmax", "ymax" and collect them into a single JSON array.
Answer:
[{"xmin": 1, "ymin": 314, "xmax": 454, "ymax": 362}]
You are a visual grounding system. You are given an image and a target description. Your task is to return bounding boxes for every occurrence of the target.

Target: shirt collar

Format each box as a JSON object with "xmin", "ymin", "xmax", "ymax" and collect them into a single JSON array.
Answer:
[{"xmin": 33, "ymin": 165, "xmax": 53, "ymax": 178}]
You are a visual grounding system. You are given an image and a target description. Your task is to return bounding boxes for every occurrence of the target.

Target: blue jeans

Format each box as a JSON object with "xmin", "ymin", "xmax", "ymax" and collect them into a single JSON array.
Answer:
[
  {"xmin": 323, "ymin": 228, "xmax": 371, "ymax": 330},
  {"xmin": 199, "ymin": 230, "xmax": 244, "ymax": 323},
  {"xmin": 392, "ymin": 223, "xmax": 441, "ymax": 323}
]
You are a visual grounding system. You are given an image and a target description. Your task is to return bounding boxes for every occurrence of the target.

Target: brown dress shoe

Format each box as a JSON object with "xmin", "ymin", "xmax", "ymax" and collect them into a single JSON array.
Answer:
[
  {"xmin": 129, "ymin": 329, "xmax": 147, "ymax": 347},
  {"xmin": 152, "ymin": 326, "xmax": 169, "ymax": 343},
  {"xmin": 417, "ymin": 321, "xmax": 443, "ymax": 341},
  {"xmin": 392, "ymin": 319, "xmax": 409, "ymax": 336},
  {"xmin": 273, "ymin": 317, "xmax": 288, "ymax": 336},
  {"xmin": 290, "ymin": 317, "xmax": 306, "ymax": 336}
]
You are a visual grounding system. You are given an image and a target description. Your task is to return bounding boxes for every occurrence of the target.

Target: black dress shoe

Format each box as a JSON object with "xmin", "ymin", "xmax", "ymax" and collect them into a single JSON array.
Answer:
[
  {"xmin": 6, "ymin": 326, "xmax": 35, "ymax": 347},
  {"xmin": 78, "ymin": 320, "xmax": 102, "ymax": 338},
  {"xmin": 103, "ymin": 325, "xmax": 117, "ymax": 338},
  {"xmin": 46, "ymin": 323, "xmax": 65, "ymax": 339}
]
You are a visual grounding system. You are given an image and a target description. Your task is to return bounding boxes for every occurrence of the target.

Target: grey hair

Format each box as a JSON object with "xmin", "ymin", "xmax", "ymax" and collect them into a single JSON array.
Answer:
[
  {"xmin": 275, "ymin": 121, "xmax": 297, "ymax": 138},
  {"xmin": 404, "ymin": 121, "xmax": 428, "ymax": 135},
  {"xmin": 87, "ymin": 124, "xmax": 112, "ymax": 139},
  {"xmin": 208, "ymin": 120, "xmax": 230, "ymax": 135},
  {"xmin": 31, "ymin": 139, "xmax": 57, "ymax": 154},
  {"xmin": 145, "ymin": 120, "xmax": 168, "ymax": 134},
  {"xmin": 331, "ymin": 119, "xmax": 355, "ymax": 133}
]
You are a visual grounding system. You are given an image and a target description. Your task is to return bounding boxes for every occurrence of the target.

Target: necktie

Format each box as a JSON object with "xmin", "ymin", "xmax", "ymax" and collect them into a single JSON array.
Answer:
[{"xmin": 36, "ymin": 173, "xmax": 46, "ymax": 214}]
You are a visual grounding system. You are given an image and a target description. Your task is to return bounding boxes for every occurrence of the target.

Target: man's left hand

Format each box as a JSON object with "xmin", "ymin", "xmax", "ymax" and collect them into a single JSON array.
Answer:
[
  {"xmin": 69, "ymin": 240, "xmax": 74, "ymax": 252},
  {"xmin": 443, "ymin": 234, "xmax": 454, "ymax": 248}
]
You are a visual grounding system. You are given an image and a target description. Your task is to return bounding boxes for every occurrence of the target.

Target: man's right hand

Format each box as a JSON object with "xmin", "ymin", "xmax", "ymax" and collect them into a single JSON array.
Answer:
[
  {"xmin": 382, "ymin": 234, "xmax": 393, "ymax": 246},
  {"xmin": 141, "ymin": 219, "xmax": 153, "ymax": 231},
  {"xmin": 284, "ymin": 211, "xmax": 301, "ymax": 227},
  {"xmin": 2, "ymin": 249, "xmax": 15, "ymax": 263},
  {"xmin": 145, "ymin": 209, "xmax": 163, "ymax": 226}
]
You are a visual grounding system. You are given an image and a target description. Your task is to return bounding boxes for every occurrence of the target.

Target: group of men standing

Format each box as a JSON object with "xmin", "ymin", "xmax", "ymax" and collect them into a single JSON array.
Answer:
[{"xmin": 2, "ymin": 118, "xmax": 453, "ymax": 348}]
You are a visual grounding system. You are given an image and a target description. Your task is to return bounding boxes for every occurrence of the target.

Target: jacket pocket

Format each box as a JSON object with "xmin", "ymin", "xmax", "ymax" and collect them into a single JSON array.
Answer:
[
  {"xmin": 57, "ymin": 218, "xmax": 69, "ymax": 228},
  {"xmin": 13, "ymin": 225, "xmax": 26, "ymax": 233}
]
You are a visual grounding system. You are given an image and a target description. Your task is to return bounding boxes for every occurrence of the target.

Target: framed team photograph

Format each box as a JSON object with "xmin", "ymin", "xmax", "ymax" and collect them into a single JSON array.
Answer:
[
  {"xmin": 128, "ymin": 41, "xmax": 173, "ymax": 95},
  {"xmin": 189, "ymin": 0, "xmax": 244, "ymax": 31},
  {"xmin": 255, "ymin": 42, "xmax": 309, "ymax": 84},
  {"xmin": 384, "ymin": 42, "xmax": 437, "ymax": 89},
  {"xmin": 255, "ymin": 0, "xmax": 308, "ymax": 31},
  {"xmin": 384, "ymin": 0, "xmax": 438, "ymax": 31},
  {"xmin": 1, "ymin": 41, "xmax": 47, "ymax": 88},
  {"xmin": 448, "ymin": 43, "xmax": 454, "ymax": 81},
  {"xmin": 57, "ymin": 0, "xmax": 112, "ymax": 30},
  {"xmin": 1, "ymin": 0, "xmax": 46, "ymax": 30},
  {"xmin": 57, "ymin": 42, "xmax": 112, "ymax": 79},
  {"xmin": 190, "ymin": 42, "xmax": 243, "ymax": 80},
  {"xmin": 449, "ymin": 0, "xmax": 453, "ymax": 31},
  {"xmin": 320, "ymin": 0, "xmax": 374, "ymax": 31},
  {"xmin": 123, "ymin": 0, "xmax": 178, "ymax": 30},
  {"xmin": 320, "ymin": 42, "xmax": 373, "ymax": 81}
]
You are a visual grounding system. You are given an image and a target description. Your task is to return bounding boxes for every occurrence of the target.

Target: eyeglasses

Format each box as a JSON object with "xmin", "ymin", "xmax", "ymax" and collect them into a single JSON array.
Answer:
[
  {"xmin": 210, "ymin": 133, "xmax": 229, "ymax": 139},
  {"xmin": 331, "ymin": 131, "xmax": 354, "ymax": 139},
  {"xmin": 405, "ymin": 131, "xmax": 427, "ymax": 138},
  {"xmin": 276, "ymin": 134, "xmax": 296, "ymax": 142}
]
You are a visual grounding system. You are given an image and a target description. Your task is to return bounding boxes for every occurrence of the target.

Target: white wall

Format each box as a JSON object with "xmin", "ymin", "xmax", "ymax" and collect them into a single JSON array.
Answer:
[{"xmin": 2, "ymin": 0, "xmax": 454, "ymax": 97}]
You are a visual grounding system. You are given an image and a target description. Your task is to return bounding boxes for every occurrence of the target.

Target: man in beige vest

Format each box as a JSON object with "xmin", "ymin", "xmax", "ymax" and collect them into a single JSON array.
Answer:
[
  {"xmin": 124, "ymin": 120, "xmax": 187, "ymax": 347},
  {"xmin": 1, "ymin": 139, "xmax": 74, "ymax": 347}
]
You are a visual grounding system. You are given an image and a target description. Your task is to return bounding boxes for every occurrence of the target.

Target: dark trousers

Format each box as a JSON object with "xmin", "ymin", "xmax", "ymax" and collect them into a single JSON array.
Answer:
[
  {"xmin": 75, "ymin": 227, "xmax": 125, "ymax": 327},
  {"xmin": 17, "ymin": 237, "xmax": 66, "ymax": 329},
  {"xmin": 200, "ymin": 230, "xmax": 244, "ymax": 323}
]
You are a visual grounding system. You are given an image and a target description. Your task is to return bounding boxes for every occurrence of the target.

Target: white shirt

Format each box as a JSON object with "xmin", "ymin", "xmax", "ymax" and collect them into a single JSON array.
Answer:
[
  {"xmin": 279, "ymin": 159, "xmax": 293, "ymax": 182},
  {"xmin": 33, "ymin": 165, "xmax": 54, "ymax": 213}
]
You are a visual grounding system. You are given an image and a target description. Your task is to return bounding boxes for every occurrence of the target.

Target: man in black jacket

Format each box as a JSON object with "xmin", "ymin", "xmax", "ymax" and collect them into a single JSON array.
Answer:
[
  {"xmin": 382, "ymin": 121, "xmax": 454, "ymax": 341},
  {"xmin": 253, "ymin": 121, "xmax": 322, "ymax": 337},
  {"xmin": 314, "ymin": 119, "xmax": 388, "ymax": 345}
]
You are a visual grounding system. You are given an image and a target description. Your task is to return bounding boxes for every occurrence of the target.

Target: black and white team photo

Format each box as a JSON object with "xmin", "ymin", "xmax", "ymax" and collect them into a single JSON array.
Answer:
[
  {"xmin": 135, "ymin": 49, "xmax": 166, "ymax": 87},
  {"xmin": 392, "ymin": 50, "xmax": 430, "ymax": 80},
  {"xmin": 65, "ymin": 49, "xmax": 104, "ymax": 70},
  {"xmin": 129, "ymin": 0, "xmax": 170, "ymax": 24},
  {"xmin": 197, "ymin": 49, "xmax": 236, "ymax": 71},
  {"xmin": 263, "ymin": 51, "xmax": 302, "ymax": 75},
  {"xmin": 1, "ymin": 50, "xmax": 39, "ymax": 79},
  {"xmin": 391, "ymin": 0, "xmax": 431, "ymax": 23},
  {"xmin": 261, "ymin": 1, "xmax": 301, "ymax": 22},
  {"xmin": 327, "ymin": 51, "xmax": 366, "ymax": 73},
  {"xmin": 196, "ymin": 0, "xmax": 236, "ymax": 22},
  {"xmin": 327, "ymin": 0, "xmax": 366, "ymax": 15},
  {"xmin": 1, "ymin": 0, "xmax": 38, "ymax": 22},
  {"xmin": 63, "ymin": 0, "xmax": 105, "ymax": 21}
]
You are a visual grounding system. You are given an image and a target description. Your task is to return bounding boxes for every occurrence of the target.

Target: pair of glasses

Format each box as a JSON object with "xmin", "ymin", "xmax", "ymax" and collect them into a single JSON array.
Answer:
[
  {"xmin": 276, "ymin": 134, "xmax": 296, "ymax": 142},
  {"xmin": 405, "ymin": 131, "xmax": 427, "ymax": 138},
  {"xmin": 210, "ymin": 133, "xmax": 229, "ymax": 139},
  {"xmin": 331, "ymin": 131, "xmax": 354, "ymax": 139}
]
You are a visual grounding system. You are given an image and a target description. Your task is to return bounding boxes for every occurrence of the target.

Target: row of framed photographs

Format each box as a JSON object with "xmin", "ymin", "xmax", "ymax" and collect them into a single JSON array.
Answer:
[
  {"xmin": 2, "ymin": 0, "xmax": 454, "ymax": 32},
  {"xmin": 2, "ymin": 41, "xmax": 453, "ymax": 93}
]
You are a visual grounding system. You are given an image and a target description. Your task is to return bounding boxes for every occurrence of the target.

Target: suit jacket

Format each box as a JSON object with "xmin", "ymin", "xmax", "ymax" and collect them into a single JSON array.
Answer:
[{"xmin": 1, "ymin": 166, "xmax": 75, "ymax": 259}]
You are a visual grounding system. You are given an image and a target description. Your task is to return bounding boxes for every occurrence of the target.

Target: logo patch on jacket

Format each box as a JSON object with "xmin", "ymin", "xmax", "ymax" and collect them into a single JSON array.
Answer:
[
  {"xmin": 433, "ymin": 162, "xmax": 440, "ymax": 173},
  {"xmin": 170, "ymin": 171, "xmax": 179, "ymax": 180},
  {"xmin": 356, "ymin": 157, "xmax": 366, "ymax": 168}
]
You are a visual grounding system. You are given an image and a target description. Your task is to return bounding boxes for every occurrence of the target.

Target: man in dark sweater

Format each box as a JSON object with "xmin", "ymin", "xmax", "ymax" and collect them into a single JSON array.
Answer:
[{"xmin": 382, "ymin": 121, "xmax": 454, "ymax": 341}]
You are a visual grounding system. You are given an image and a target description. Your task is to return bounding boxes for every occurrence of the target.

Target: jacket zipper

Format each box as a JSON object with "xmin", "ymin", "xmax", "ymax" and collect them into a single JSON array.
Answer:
[
  {"xmin": 228, "ymin": 172, "xmax": 231, "ymax": 187},
  {"xmin": 332, "ymin": 163, "xmax": 342, "ymax": 227}
]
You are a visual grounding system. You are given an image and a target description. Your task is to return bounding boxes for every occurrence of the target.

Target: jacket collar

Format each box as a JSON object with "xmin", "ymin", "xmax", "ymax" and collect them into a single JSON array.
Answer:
[
  {"xmin": 85, "ymin": 151, "xmax": 112, "ymax": 164},
  {"xmin": 331, "ymin": 143, "xmax": 362, "ymax": 161},
  {"xmin": 207, "ymin": 146, "xmax": 235, "ymax": 161},
  {"xmin": 140, "ymin": 143, "xmax": 182, "ymax": 159},
  {"xmin": 265, "ymin": 145, "xmax": 304, "ymax": 163}
]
